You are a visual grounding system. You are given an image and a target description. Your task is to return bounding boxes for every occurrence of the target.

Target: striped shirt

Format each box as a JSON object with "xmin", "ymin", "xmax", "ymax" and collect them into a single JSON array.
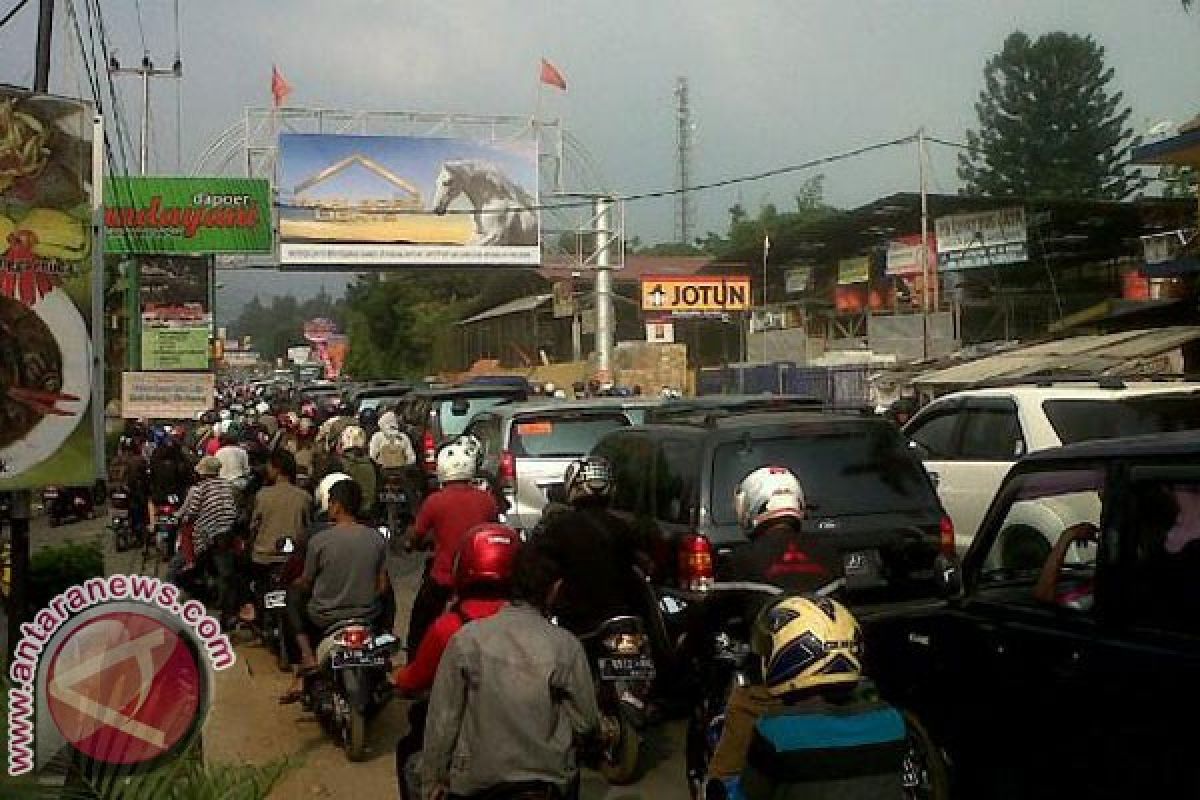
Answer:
[{"xmin": 181, "ymin": 477, "xmax": 237, "ymax": 555}]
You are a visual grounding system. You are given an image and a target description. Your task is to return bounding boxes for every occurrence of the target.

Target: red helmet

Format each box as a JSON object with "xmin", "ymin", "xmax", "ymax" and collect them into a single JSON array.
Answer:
[{"xmin": 453, "ymin": 523, "xmax": 521, "ymax": 594}]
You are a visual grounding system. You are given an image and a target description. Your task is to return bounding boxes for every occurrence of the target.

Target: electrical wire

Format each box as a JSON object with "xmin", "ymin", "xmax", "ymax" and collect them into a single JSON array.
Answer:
[
  {"xmin": 0, "ymin": 0, "xmax": 31, "ymax": 31},
  {"xmin": 133, "ymin": 0, "xmax": 146, "ymax": 53}
]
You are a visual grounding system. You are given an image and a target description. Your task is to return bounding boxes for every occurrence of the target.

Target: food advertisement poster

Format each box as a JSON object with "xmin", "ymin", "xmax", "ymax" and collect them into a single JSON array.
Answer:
[
  {"xmin": 139, "ymin": 256, "xmax": 211, "ymax": 370},
  {"xmin": 0, "ymin": 89, "xmax": 97, "ymax": 490},
  {"xmin": 105, "ymin": 176, "xmax": 272, "ymax": 254},
  {"xmin": 277, "ymin": 133, "xmax": 540, "ymax": 266}
]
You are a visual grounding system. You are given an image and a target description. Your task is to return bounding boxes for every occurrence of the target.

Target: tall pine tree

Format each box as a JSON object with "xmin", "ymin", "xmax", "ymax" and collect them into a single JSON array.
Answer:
[{"xmin": 958, "ymin": 32, "xmax": 1145, "ymax": 200}]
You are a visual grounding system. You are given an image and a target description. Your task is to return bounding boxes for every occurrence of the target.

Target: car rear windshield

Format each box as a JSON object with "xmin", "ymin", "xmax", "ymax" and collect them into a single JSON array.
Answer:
[
  {"xmin": 437, "ymin": 396, "xmax": 514, "ymax": 437},
  {"xmin": 510, "ymin": 413, "xmax": 631, "ymax": 457},
  {"xmin": 1043, "ymin": 394, "xmax": 1200, "ymax": 445},
  {"xmin": 358, "ymin": 395, "xmax": 404, "ymax": 412},
  {"xmin": 711, "ymin": 425, "xmax": 936, "ymax": 522}
]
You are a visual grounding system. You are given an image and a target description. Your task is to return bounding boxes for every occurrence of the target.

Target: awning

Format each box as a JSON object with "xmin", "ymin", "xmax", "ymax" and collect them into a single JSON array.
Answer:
[
  {"xmin": 1132, "ymin": 123, "xmax": 1200, "ymax": 168},
  {"xmin": 459, "ymin": 294, "xmax": 552, "ymax": 325}
]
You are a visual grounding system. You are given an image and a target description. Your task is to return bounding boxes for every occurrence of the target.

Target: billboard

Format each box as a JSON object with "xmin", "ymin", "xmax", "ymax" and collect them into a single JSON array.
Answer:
[
  {"xmin": 640, "ymin": 275, "xmax": 751, "ymax": 315},
  {"xmin": 886, "ymin": 234, "xmax": 938, "ymax": 276},
  {"xmin": 837, "ymin": 256, "xmax": 870, "ymax": 285},
  {"xmin": 0, "ymin": 89, "xmax": 97, "ymax": 490},
  {"xmin": 105, "ymin": 177, "xmax": 272, "ymax": 254},
  {"xmin": 935, "ymin": 207, "xmax": 1028, "ymax": 270},
  {"xmin": 278, "ymin": 133, "xmax": 540, "ymax": 266},
  {"xmin": 140, "ymin": 257, "xmax": 212, "ymax": 370},
  {"xmin": 121, "ymin": 372, "xmax": 215, "ymax": 419}
]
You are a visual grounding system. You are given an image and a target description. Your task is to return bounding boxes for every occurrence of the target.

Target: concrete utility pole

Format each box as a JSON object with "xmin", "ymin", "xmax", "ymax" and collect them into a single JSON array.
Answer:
[
  {"xmin": 108, "ymin": 53, "xmax": 181, "ymax": 174},
  {"xmin": 594, "ymin": 196, "xmax": 615, "ymax": 378},
  {"xmin": 918, "ymin": 127, "xmax": 932, "ymax": 360}
]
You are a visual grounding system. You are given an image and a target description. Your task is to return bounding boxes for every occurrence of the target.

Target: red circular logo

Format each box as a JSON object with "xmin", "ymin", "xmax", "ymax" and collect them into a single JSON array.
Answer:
[{"xmin": 45, "ymin": 610, "xmax": 204, "ymax": 766}]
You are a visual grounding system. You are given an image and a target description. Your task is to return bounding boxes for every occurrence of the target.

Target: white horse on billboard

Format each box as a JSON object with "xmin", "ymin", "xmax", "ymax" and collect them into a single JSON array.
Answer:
[{"xmin": 431, "ymin": 160, "xmax": 539, "ymax": 247}]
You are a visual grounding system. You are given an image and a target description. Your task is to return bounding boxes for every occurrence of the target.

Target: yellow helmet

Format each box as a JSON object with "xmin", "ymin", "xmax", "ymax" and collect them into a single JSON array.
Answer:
[{"xmin": 752, "ymin": 595, "xmax": 863, "ymax": 698}]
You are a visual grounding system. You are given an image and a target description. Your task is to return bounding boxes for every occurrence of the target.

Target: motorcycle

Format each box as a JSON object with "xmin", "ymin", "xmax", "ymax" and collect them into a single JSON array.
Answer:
[
  {"xmin": 43, "ymin": 485, "xmax": 96, "ymax": 527},
  {"xmin": 377, "ymin": 471, "xmax": 412, "ymax": 551},
  {"xmin": 108, "ymin": 486, "xmax": 135, "ymax": 552},
  {"xmin": 302, "ymin": 617, "xmax": 398, "ymax": 761},
  {"xmin": 251, "ymin": 535, "xmax": 298, "ymax": 672},
  {"xmin": 581, "ymin": 614, "xmax": 657, "ymax": 785},
  {"xmin": 154, "ymin": 494, "xmax": 182, "ymax": 559}
]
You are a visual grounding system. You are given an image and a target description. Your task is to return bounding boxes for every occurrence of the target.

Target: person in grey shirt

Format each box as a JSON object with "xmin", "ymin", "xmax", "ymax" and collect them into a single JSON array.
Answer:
[
  {"xmin": 420, "ymin": 546, "xmax": 601, "ymax": 800},
  {"xmin": 292, "ymin": 478, "xmax": 388, "ymax": 670}
]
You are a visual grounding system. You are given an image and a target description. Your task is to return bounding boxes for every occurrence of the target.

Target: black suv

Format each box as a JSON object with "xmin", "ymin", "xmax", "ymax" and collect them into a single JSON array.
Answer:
[
  {"xmin": 865, "ymin": 431, "xmax": 1200, "ymax": 798},
  {"xmin": 591, "ymin": 408, "xmax": 949, "ymax": 602}
]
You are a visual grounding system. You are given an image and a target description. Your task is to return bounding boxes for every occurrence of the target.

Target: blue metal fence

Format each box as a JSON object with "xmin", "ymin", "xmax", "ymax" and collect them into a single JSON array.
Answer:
[{"xmin": 698, "ymin": 363, "xmax": 871, "ymax": 407}]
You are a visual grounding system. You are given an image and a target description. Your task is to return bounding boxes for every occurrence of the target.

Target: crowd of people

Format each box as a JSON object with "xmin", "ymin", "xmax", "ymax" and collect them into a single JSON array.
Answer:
[{"xmin": 106, "ymin": 381, "xmax": 908, "ymax": 800}]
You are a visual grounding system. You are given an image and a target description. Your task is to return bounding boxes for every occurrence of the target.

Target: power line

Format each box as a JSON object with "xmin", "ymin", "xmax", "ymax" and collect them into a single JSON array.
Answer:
[
  {"xmin": 0, "ymin": 0, "xmax": 31, "ymax": 31},
  {"xmin": 133, "ymin": 0, "xmax": 145, "ymax": 52}
]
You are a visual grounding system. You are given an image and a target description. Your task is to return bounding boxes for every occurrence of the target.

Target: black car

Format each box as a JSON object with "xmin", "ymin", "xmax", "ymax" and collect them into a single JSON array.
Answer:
[
  {"xmin": 865, "ymin": 431, "xmax": 1200, "ymax": 798},
  {"xmin": 350, "ymin": 383, "xmax": 414, "ymax": 415},
  {"xmin": 591, "ymin": 408, "xmax": 950, "ymax": 602}
]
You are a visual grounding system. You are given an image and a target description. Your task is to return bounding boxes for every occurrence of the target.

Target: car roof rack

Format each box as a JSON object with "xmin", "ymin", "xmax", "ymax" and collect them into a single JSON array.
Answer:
[
  {"xmin": 647, "ymin": 395, "xmax": 823, "ymax": 422},
  {"xmin": 967, "ymin": 372, "xmax": 1129, "ymax": 391}
]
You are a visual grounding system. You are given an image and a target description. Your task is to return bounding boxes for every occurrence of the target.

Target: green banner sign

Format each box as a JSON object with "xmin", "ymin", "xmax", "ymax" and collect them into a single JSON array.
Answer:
[
  {"xmin": 142, "ymin": 327, "xmax": 211, "ymax": 370},
  {"xmin": 105, "ymin": 177, "xmax": 272, "ymax": 254}
]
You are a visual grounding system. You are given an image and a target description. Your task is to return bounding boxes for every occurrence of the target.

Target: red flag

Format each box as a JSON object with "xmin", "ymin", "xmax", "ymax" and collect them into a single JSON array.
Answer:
[
  {"xmin": 539, "ymin": 58, "xmax": 567, "ymax": 91},
  {"xmin": 271, "ymin": 65, "xmax": 292, "ymax": 107}
]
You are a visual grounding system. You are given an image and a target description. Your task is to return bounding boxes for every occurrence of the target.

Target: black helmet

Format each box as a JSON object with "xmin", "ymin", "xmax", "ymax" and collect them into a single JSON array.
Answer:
[{"xmin": 358, "ymin": 406, "xmax": 379, "ymax": 429}]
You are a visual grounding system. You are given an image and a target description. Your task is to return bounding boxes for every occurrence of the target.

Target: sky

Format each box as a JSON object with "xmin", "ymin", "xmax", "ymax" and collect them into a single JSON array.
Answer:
[{"xmin": 2, "ymin": 0, "xmax": 1199, "ymax": 313}]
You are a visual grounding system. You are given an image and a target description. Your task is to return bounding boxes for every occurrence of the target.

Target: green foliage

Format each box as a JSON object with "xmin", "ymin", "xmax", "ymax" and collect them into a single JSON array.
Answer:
[
  {"xmin": 30, "ymin": 541, "xmax": 105, "ymax": 610},
  {"xmin": 696, "ymin": 175, "xmax": 836, "ymax": 262},
  {"xmin": 1158, "ymin": 165, "xmax": 1197, "ymax": 199},
  {"xmin": 958, "ymin": 31, "xmax": 1145, "ymax": 200},
  {"xmin": 229, "ymin": 287, "xmax": 346, "ymax": 360}
]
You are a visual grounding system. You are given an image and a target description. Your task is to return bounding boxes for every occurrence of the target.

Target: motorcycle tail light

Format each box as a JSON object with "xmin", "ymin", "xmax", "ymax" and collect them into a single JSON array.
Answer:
[
  {"xmin": 422, "ymin": 431, "xmax": 437, "ymax": 472},
  {"xmin": 604, "ymin": 632, "xmax": 648, "ymax": 655},
  {"xmin": 499, "ymin": 450, "xmax": 516, "ymax": 490},
  {"xmin": 939, "ymin": 515, "xmax": 956, "ymax": 558},
  {"xmin": 678, "ymin": 533, "xmax": 714, "ymax": 592},
  {"xmin": 334, "ymin": 626, "xmax": 372, "ymax": 650}
]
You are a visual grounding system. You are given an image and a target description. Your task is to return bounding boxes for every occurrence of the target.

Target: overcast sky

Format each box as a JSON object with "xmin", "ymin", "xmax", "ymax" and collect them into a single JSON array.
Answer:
[{"xmin": 3, "ymin": 0, "xmax": 1199, "ymax": 304}]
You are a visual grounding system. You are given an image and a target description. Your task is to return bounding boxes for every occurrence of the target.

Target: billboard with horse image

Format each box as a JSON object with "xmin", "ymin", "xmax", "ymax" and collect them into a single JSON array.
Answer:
[{"xmin": 278, "ymin": 133, "xmax": 539, "ymax": 267}]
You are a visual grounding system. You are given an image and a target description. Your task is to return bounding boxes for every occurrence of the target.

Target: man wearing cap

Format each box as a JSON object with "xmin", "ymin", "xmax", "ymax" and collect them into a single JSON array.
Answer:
[{"xmin": 175, "ymin": 455, "xmax": 239, "ymax": 623}]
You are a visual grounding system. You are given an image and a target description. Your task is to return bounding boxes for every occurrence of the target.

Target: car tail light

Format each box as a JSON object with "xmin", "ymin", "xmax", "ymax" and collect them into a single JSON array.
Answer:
[
  {"xmin": 939, "ymin": 515, "xmax": 956, "ymax": 558},
  {"xmin": 678, "ymin": 533, "xmax": 714, "ymax": 591},
  {"xmin": 334, "ymin": 625, "xmax": 372, "ymax": 650},
  {"xmin": 422, "ymin": 431, "xmax": 437, "ymax": 472},
  {"xmin": 499, "ymin": 450, "xmax": 516, "ymax": 490}
]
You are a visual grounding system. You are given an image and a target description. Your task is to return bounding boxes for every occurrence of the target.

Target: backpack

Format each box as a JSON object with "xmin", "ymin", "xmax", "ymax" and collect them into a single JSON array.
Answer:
[
  {"xmin": 343, "ymin": 454, "xmax": 378, "ymax": 515},
  {"xmin": 376, "ymin": 433, "xmax": 415, "ymax": 470}
]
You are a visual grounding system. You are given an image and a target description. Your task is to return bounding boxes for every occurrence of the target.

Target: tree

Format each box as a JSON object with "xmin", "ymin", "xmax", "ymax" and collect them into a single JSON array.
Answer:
[
  {"xmin": 958, "ymin": 32, "xmax": 1145, "ymax": 200},
  {"xmin": 696, "ymin": 175, "xmax": 836, "ymax": 262}
]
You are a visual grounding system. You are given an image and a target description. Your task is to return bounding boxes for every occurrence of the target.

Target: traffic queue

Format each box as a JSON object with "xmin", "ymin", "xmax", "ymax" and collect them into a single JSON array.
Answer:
[{"xmin": 97, "ymin": 374, "xmax": 1200, "ymax": 799}]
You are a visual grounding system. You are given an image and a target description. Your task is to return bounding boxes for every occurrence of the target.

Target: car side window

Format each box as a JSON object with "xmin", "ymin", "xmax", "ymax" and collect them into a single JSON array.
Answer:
[
  {"xmin": 907, "ymin": 408, "xmax": 960, "ymax": 459},
  {"xmin": 654, "ymin": 440, "xmax": 699, "ymax": 525},
  {"xmin": 959, "ymin": 404, "xmax": 1025, "ymax": 461},
  {"xmin": 977, "ymin": 467, "xmax": 1104, "ymax": 611},
  {"xmin": 1122, "ymin": 476, "xmax": 1200, "ymax": 635},
  {"xmin": 605, "ymin": 436, "xmax": 651, "ymax": 517}
]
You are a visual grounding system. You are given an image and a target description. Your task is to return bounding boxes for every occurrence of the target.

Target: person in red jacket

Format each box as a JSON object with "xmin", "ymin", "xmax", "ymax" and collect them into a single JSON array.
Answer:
[
  {"xmin": 393, "ymin": 522, "xmax": 521, "ymax": 800},
  {"xmin": 404, "ymin": 437, "xmax": 499, "ymax": 655}
]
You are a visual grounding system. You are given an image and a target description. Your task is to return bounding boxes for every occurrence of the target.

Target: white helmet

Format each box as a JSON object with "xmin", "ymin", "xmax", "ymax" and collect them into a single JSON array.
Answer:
[
  {"xmin": 256, "ymin": 401, "xmax": 270, "ymax": 414},
  {"xmin": 339, "ymin": 424, "xmax": 368, "ymax": 453},
  {"xmin": 316, "ymin": 472, "xmax": 352, "ymax": 514},
  {"xmin": 218, "ymin": 409, "xmax": 232, "ymax": 421},
  {"xmin": 437, "ymin": 437, "xmax": 479, "ymax": 483},
  {"xmin": 543, "ymin": 382, "xmax": 556, "ymax": 395},
  {"xmin": 734, "ymin": 466, "xmax": 806, "ymax": 534}
]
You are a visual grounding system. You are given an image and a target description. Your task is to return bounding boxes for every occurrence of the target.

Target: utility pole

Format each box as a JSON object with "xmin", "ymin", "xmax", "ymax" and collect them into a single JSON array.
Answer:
[
  {"xmin": 594, "ymin": 196, "xmax": 615, "ymax": 379},
  {"xmin": 674, "ymin": 77, "xmax": 694, "ymax": 245},
  {"xmin": 34, "ymin": 0, "xmax": 53, "ymax": 91},
  {"xmin": 918, "ymin": 127, "xmax": 932, "ymax": 360}
]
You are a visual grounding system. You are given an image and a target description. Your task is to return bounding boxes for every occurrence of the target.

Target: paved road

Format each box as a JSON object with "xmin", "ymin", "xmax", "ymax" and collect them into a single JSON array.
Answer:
[{"xmin": 13, "ymin": 510, "xmax": 692, "ymax": 798}]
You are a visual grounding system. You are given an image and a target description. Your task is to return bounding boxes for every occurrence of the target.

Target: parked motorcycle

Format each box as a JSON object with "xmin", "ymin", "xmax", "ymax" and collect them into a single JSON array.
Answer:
[
  {"xmin": 154, "ymin": 493, "xmax": 183, "ymax": 559},
  {"xmin": 302, "ymin": 618, "xmax": 398, "ymax": 761},
  {"xmin": 44, "ymin": 485, "xmax": 96, "ymax": 527},
  {"xmin": 582, "ymin": 614, "xmax": 657, "ymax": 785},
  {"xmin": 109, "ymin": 486, "xmax": 135, "ymax": 552}
]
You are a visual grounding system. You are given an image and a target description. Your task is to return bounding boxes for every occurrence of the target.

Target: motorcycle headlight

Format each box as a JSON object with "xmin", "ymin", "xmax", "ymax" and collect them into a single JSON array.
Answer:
[{"xmin": 604, "ymin": 633, "xmax": 648, "ymax": 656}]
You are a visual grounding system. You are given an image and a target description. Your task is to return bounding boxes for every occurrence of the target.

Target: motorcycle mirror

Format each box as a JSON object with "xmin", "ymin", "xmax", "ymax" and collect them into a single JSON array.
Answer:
[
  {"xmin": 934, "ymin": 554, "xmax": 962, "ymax": 598},
  {"xmin": 275, "ymin": 536, "xmax": 295, "ymax": 554},
  {"xmin": 377, "ymin": 525, "xmax": 392, "ymax": 540}
]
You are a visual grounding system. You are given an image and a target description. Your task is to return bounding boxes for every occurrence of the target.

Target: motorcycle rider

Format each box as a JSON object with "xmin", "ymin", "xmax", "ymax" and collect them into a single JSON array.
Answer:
[
  {"xmin": 242, "ymin": 449, "xmax": 312, "ymax": 624},
  {"xmin": 393, "ymin": 522, "xmax": 521, "ymax": 800},
  {"xmin": 420, "ymin": 544, "xmax": 600, "ymax": 800},
  {"xmin": 405, "ymin": 437, "xmax": 499, "ymax": 656},
  {"xmin": 215, "ymin": 426, "xmax": 252, "ymax": 490},
  {"xmin": 331, "ymin": 424, "xmax": 378, "ymax": 520},
  {"xmin": 172, "ymin": 456, "xmax": 238, "ymax": 620},
  {"xmin": 109, "ymin": 435, "xmax": 151, "ymax": 545},
  {"xmin": 288, "ymin": 477, "xmax": 390, "ymax": 675},
  {"xmin": 148, "ymin": 427, "xmax": 192, "ymax": 528},
  {"xmin": 530, "ymin": 456, "xmax": 647, "ymax": 635},
  {"xmin": 705, "ymin": 596, "xmax": 906, "ymax": 800},
  {"xmin": 369, "ymin": 410, "xmax": 416, "ymax": 472}
]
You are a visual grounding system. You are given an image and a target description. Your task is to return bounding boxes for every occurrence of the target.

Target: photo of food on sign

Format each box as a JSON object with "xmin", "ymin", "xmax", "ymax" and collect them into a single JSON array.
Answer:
[{"xmin": 0, "ymin": 88, "xmax": 95, "ymax": 490}]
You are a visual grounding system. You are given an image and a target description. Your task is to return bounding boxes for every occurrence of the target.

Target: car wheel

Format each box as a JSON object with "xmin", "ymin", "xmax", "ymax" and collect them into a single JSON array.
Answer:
[{"xmin": 999, "ymin": 525, "xmax": 1051, "ymax": 571}]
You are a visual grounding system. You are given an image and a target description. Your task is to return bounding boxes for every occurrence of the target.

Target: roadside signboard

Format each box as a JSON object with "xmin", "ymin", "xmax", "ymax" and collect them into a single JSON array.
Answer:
[
  {"xmin": 121, "ymin": 372, "xmax": 215, "ymax": 419},
  {"xmin": 886, "ymin": 234, "xmax": 938, "ymax": 276},
  {"xmin": 105, "ymin": 177, "xmax": 272, "ymax": 254},
  {"xmin": 0, "ymin": 88, "xmax": 98, "ymax": 490},
  {"xmin": 277, "ymin": 133, "xmax": 540, "ymax": 267},
  {"xmin": 784, "ymin": 267, "xmax": 812, "ymax": 293},
  {"xmin": 140, "ymin": 256, "xmax": 212, "ymax": 370},
  {"xmin": 640, "ymin": 275, "xmax": 751, "ymax": 315},
  {"xmin": 935, "ymin": 207, "xmax": 1027, "ymax": 270},
  {"xmin": 837, "ymin": 256, "xmax": 870, "ymax": 285}
]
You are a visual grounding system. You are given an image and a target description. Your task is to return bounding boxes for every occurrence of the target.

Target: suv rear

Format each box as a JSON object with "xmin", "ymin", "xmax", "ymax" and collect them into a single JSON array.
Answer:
[
  {"xmin": 464, "ymin": 398, "xmax": 661, "ymax": 531},
  {"xmin": 399, "ymin": 385, "xmax": 529, "ymax": 486},
  {"xmin": 592, "ymin": 409, "xmax": 949, "ymax": 603}
]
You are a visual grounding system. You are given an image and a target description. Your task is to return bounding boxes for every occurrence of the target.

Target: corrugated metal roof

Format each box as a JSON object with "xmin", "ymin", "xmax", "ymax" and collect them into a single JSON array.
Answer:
[
  {"xmin": 459, "ymin": 294, "xmax": 552, "ymax": 325},
  {"xmin": 913, "ymin": 326, "xmax": 1200, "ymax": 387}
]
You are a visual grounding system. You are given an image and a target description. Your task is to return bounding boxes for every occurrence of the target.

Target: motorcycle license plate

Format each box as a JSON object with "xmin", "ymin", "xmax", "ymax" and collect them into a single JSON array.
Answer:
[
  {"xmin": 843, "ymin": 549, "xmax": 885, "ymax": 589},
  {"xmin": 263, "ymin": 590, "xmax": 287, "ymax": 609},
  {"xmin": 379, "ymin": 490, "xmax": 406, "ymax": 504},
  {"xmin": 331, "ymin": 650, "xmax": 388, "ymax": 670},
  {"xmin": 598, "ymin": 656, "xmax": 656, "ymax": 681},
  {"xmin": 113, "ymin": 509, "xmax": 129, "ymax": 518}
]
